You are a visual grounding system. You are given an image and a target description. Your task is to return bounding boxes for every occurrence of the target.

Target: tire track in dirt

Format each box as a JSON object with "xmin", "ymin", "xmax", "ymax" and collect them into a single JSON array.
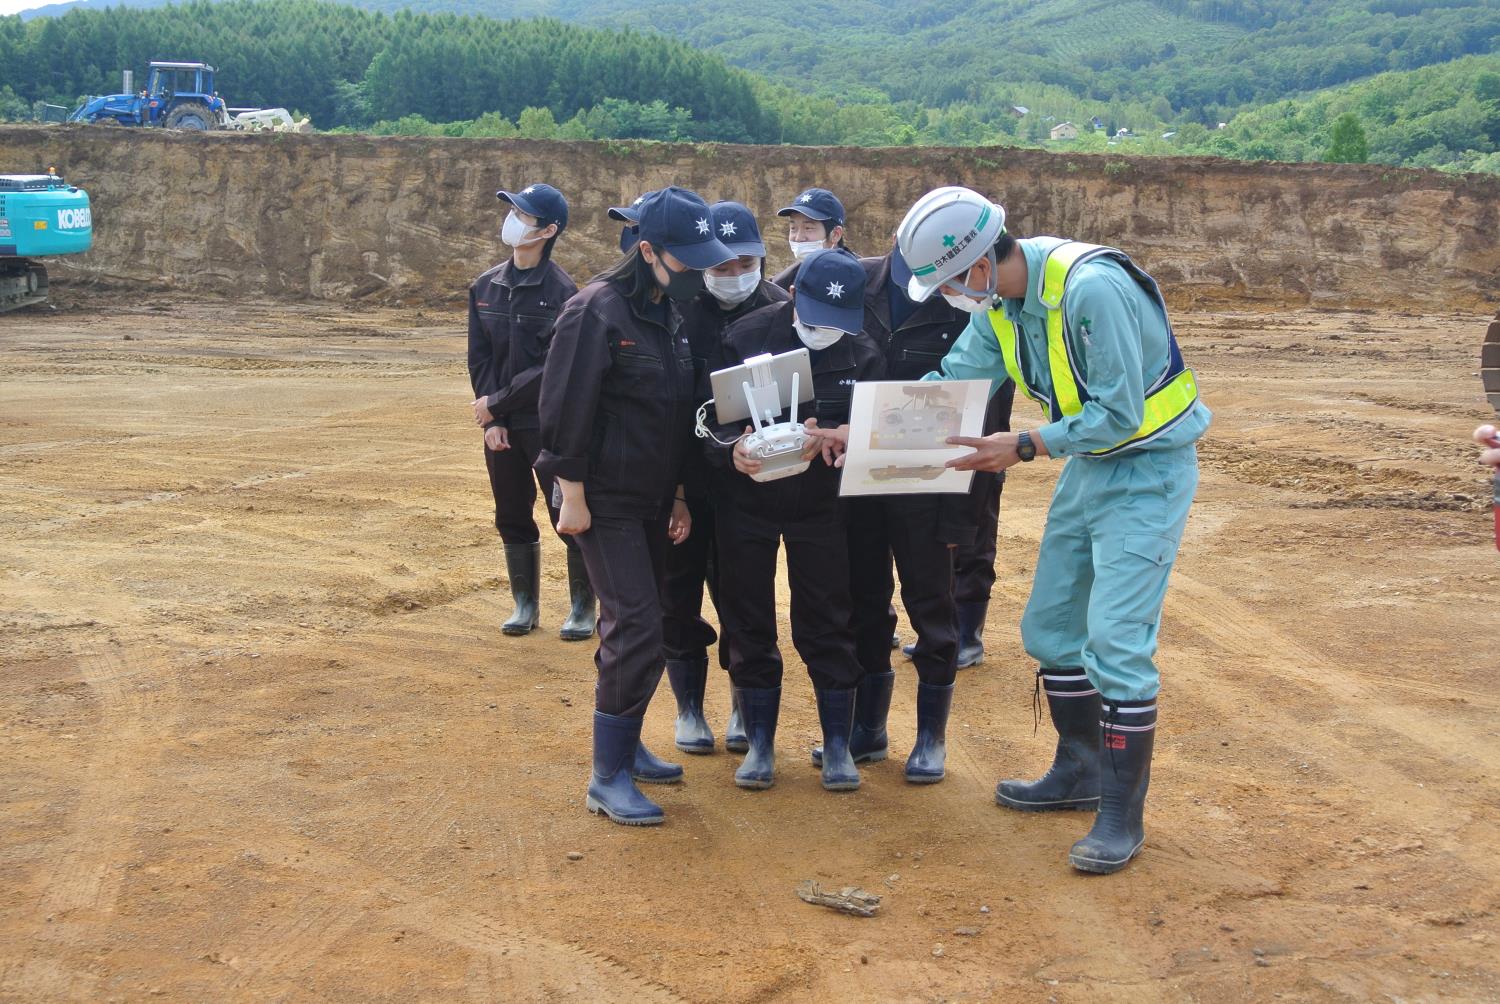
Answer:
[{"xmin": 3, "ymin": 645, "xmax": 167, "ymax": 1001}]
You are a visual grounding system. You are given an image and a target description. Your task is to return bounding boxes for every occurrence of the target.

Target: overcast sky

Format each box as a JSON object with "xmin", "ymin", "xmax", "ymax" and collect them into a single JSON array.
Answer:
[{"xmin": 1, "ymin": 0, "xmax": 53, "ymax": 15}]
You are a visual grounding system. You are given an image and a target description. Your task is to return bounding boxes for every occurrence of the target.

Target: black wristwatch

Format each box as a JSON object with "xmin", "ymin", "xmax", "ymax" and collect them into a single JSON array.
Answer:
[{"xmin": 1016, "ymin": 430, "xmax": 1037, "ymax": 462}]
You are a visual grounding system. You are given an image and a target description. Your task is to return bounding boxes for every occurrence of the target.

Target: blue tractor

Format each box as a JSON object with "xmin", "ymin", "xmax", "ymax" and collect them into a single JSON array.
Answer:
[
  {"xmin": 69, "ymin": 61, "xmax": 228, "ymax": 130},
  {"xmin": 0, "ymin": 171, "xmax": 93, "ymax": 313}
]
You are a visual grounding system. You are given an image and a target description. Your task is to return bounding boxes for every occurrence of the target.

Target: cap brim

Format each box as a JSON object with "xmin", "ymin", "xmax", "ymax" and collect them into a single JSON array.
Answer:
[
  {"xmin": 607, "ymin": 206, "xmax": 640, "ymax": 223},
  {"xmin": 496, "ymin": 190, "xmax": 543, "ymax": 218},
  {"xmin": 777, "ymin": 205, "xmax": 835, "ymax": 221},
  {"xmin": 906, "ymin": 273, "xmax": 942, "ymax": 304},
  {"xmin": 664, "ymin": 237, "xmax": 736, "ymax": 270},
  {"xmin": 723, "ymin": 239, "xmax": 766, "ymax": 259},
  {"xmin": 796, "ymin": 296, "xmax": 864, "ymax": 335}
]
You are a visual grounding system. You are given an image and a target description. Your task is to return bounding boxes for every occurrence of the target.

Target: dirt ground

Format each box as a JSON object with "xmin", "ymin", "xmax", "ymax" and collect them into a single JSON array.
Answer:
[{"xmin": 1, "ymin": 291, "xmax": 1497, "ymax": 1003}]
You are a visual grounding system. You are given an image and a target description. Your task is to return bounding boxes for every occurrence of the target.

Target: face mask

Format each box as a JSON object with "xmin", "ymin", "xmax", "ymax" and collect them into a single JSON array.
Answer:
[
  {"xmin": 654, "ymin": 259, "xmax": 706, "ymax": 302},
  {"xmin": 501, "ymin": 210, "xmax": 545, "ymax": 248},
  {"xmin": 940, "ymin": 259, "xmax": 997, "ymax": 313},
  {"xmin": 704, "ymin": 268, "xmax": 761, "ymax": 306},
  {"xmin": 942, "ymin": 290, "xmax": 990, "ymax": 314},
  {"xmin": 793, "ymin": 315, "xmax": 845, "ymax": 351},
  {"xmin": 788, "ymin": 239, "xmax": 825, "ymax": 260}
]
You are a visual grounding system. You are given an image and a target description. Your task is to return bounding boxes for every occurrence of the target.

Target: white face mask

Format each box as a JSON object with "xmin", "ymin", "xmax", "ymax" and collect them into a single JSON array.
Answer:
[
  {"xmin": 942, "ymin": 290, "xmax": 990, "ymax": 314},
  {"xmin": 501, "ymin": 210, "xmax": 545, "ymax": 248},
  {"xmin": 793, "ymin": 315, "xmax": 845, "ymax": 351},
  {"xmin": 705, "ymin": 268, "xmax": 761, "ymax": 306},
  {"xmin": 788, "ymin": 238, "xmax": 826, "ymax": 260}
]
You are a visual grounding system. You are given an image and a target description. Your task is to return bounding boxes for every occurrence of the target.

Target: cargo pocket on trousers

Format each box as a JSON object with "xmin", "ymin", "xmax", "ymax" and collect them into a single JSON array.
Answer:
[{"xmin": 1122, "ymin": 532, "xmax": 1174, "ymax": 569}]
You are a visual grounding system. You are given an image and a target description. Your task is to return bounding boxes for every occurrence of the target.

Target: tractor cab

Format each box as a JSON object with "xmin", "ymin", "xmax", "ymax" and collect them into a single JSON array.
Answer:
[{"xmin": 146, "ymin": 62, "xmax": 215, "ymax": 102}]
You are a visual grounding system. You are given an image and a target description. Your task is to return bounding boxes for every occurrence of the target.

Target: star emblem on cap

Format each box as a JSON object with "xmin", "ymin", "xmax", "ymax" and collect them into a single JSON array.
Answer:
[
  {"xmin": 632, "ymin": 195, "xmax": 645, "ymax": 206},
  {"xmin": 942, "ymin": 234, "xmax": 956, "ymax": 248},
  {"xmin": 522, "ymin": 185, "xmax": 536, "ymax": 195},
  {"xmin": 696, "ymin": 218, "xmax": 710, "ymax": 235},
  {"xmin": 826, "ymin": 281, "xmax": 845, "ymax": 300},
  {"xmin": 720, "ymin": 221, "xmax": 738, "ymax": 237},
  {"xmin": 799, "ymin": 193, "xmax": 813, "ymax": 203}
]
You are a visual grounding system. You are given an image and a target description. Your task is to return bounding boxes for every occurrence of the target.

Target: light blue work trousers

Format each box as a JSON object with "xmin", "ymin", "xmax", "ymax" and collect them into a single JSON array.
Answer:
[{"xmin": 1019, "ymin": 444, "xmax": 1199, "ymax": 702}]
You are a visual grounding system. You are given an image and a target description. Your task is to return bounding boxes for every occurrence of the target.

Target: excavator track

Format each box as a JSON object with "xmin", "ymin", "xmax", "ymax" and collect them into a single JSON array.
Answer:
[{"xmin": 0, "ymin": 259, "xmax": 49, "ymax": 313}]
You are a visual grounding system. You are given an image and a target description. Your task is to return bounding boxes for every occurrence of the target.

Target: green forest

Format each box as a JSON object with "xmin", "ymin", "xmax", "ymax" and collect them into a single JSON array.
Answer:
[{"xmin": 0, "ymin": 0, "xmax": 1497, "ymax": 173}]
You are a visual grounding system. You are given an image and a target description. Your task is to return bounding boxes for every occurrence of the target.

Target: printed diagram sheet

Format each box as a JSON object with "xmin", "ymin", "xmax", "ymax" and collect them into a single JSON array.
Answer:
[{"xmin": 838, "ymin": 379, "xmax": 992, "ymax": 496}]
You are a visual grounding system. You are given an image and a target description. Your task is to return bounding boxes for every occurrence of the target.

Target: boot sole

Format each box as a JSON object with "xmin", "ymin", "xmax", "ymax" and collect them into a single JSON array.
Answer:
[
  {"xmin": 585, "ymin": 795, "xmax": 664, "ymax": 826},
  {"xmin": 559, "ymin": 629, "xmax": 594, "ymax": 641},
  {"xmin": 821, "ymin": 778, "xmax": 860, "ymax": 791},
  {"xmin": 676, "ymin": 741, "xmax": 715, "ymax": 755},
  {"xmin": 1069, "ymin": 839, "xmax": 1144, "ymax": 874},
  {"xmin": 502, "ymin": 622, "xmax": 539, "ymax": 637},
  {"xmin": 725, "ymin": 740, "xmax": 749, "ymax": 754},
  {"xmin": 734, "ymin": 776, "xmax": 774, "ymax": 790},
  {"xmin": 904, "ymin": 771, "xmax": 945, "ymax": 785},
  {"xmin": 995, "ymin": 793, "xmax": 1100, "ymax": 812},
  {"xmin": 631, "ymin": 773, "xmax": 682, "ymax": 786}
]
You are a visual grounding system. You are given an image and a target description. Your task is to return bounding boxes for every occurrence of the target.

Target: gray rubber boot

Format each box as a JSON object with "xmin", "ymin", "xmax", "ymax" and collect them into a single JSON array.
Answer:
[
  {"xmin": 559, "ymin": 546, "xmax": 596, "ymax": 641},
  {"xmin": 501, "ymin": 541, "xmax": 541, "ymax": 636}
]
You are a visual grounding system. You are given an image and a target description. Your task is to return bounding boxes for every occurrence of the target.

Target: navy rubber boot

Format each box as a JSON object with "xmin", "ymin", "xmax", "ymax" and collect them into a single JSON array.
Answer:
[
  {"xmin": 810, "ymin": 671, "xmax": 893, "ymax": 767},
  {"xmin": 996, "ymin": 669, "xmax": 1102, "ymax": 812},
  {"xmin": 559, "ymin": 547, "xmax": 596, "ymax": 641},
  {"xmin": 732, "ymin": 687, "xmax": 780, "ymax": 789},
  {"xmin": 903, "ymin": 681, "xmax": 953, "ymax": 784},
  {"xmin": 666, "ymin": 657, "xmax": 715, "ymax": 754},
  {"xmin": 585, "ymin": 711, "xmax": 665, "ymax": 826},
  {"xmin": 814, "ymin": 687, "xmax": 861, "ymax": 792},
  {"xmin": 955, "ymin": 601, "xmax": 988, "ymax": 669},
  {"xmin": 724, "ymin": 690, "xmax": 748, "ymax": 754},
  {"xmin": 501, "ymin": 542, "xmax": 541, "ymax": 636},
  {"xmin": 1069, "ymin": 698, "xmax": 1157, "ymax": 874},
  {"xmin": 631, "ymin": 740, "xmax": 684, "ymax": 785}
]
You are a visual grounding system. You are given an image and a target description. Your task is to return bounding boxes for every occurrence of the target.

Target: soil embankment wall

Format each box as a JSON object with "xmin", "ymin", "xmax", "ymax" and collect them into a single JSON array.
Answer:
[{"xmin": 3, "ymin": 125, "xmax": 1498, "ymax": 309}]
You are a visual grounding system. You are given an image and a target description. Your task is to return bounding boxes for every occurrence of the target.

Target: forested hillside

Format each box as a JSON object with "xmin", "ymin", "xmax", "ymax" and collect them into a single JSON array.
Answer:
[{"xmin": 1, "ymin": 0, "xmax": 1497, "ymax": 173}]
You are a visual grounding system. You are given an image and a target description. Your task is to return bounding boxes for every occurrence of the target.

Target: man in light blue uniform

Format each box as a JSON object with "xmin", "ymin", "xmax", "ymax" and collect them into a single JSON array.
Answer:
[{"xmin": 901, "ymin": 187, "xmax": 1209, "ymax": 874}]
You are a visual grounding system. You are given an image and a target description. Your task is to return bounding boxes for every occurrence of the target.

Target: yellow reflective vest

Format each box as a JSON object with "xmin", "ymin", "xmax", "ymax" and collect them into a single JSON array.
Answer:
[{"xmin": 988, "ymin": 241, "xmax": 1198, "ymax": 457}]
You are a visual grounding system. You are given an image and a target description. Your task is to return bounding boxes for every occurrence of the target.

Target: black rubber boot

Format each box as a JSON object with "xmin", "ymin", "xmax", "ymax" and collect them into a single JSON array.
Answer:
[
  {"xmin": 724, "ymin": 690, "xmax": 748, "ymax": 754},
  {"xmin": 732, "ymin": 687, "xmax": 780, "ymax": 789},
  {"xmin": 996, "ymin": 669, "xmax": 1102, "ymax": 812},
  {"xmin": 904, "ymin": 681, "xmax": 953, "ymax": 784},
  {"xmin": 559, "ymin": 546, "xmax": 596, "ymax": 641},
  {"xmin": 955, "ymin": 600, "xmax": 988, "ymax": 669},
  {"xmin": 501, "ymin": 541, "xmax": 541, "ymax": 636},
  {"xmin": 666, "ymin": 657, "xmax": 714, "ymax": 754},
  {"xmin": 810, "ymin": 671, "xmax": 893, "ymax": 767},
  {"xmin": 1069, "ymin": 698, "xmax": 1156, "ymax": 874},
  {"xmin": 814, "ymin": 687, "xmax": 861, "ymax": 792},
  {"xmin": 585, "ymin": 711, "xmax": 664, "ymax": 825}
]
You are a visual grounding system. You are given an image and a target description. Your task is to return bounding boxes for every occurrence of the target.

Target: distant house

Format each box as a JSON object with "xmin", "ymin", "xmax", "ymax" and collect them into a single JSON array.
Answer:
[
  {"xmin": 1161, "ymin": 131, "xmax": 1177, "ymax": 139},
  {"xmin": 1115, "ymin": 127, "xmax": 1133, "ymax": 138},
  {"xmin": 1090, "ymin": 116, "xmax": 1105, "ymax": 130},
  {"xmin": 1050, "ymin": 122, "xmax": 1080, "ymax": 140},
  {"xmin": 1008, "ymin": 105, "xmax": 1029, "ymax": 118}
]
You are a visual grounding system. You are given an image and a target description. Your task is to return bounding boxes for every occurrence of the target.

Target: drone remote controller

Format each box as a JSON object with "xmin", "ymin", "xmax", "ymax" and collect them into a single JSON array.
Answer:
[{"xmin": 740, "ymin": 363, "xmax": 810, "ymax": 483}]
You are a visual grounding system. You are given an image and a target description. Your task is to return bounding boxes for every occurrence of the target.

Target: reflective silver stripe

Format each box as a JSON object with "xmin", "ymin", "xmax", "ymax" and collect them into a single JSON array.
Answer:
[
  {"xmin": 1042, "ymin": 673, "xmax": 1090, "ymax": 682},
  {"xmin": 1045, "ymin": 688, "xmax": 1098, "ymax": 698},
  {"xmin": 1108, "ymin": 704, "xmax": 1157, "ymax": 714},
  {"xmin": 1100, "ymin": 721, "xmax": 1156, "ymax": 731}
]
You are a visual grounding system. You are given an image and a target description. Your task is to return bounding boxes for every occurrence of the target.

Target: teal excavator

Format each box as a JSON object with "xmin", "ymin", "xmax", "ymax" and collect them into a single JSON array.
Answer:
[{"xmin": 0, "ymin": 169, "xmax": 93, "ymax": 313}]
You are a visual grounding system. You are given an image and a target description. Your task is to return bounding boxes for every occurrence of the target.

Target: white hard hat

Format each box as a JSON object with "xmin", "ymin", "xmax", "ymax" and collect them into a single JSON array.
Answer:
[{"xmin": 895, "ymin": 187, "xmax": 1006, "ymax": 303}]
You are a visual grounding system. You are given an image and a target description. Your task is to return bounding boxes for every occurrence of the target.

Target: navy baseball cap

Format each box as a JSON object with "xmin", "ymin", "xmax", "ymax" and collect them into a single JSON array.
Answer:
[
  {"xmin": 635, "ymin": 186, "xmax": 734, "ymax": 270},
  {"xmin": 889, "ymin": 242, "xmax": 914, "ymax": 295},
  {"xmin": 794, "ymin": 248, "xmax": 866, "ymax": 334},
  {"xmin": 777, "ymin": 188, "xmax": 846, "ymax": 227},
  {"xmin": 709, "ymin": 201, "xmax": 766, "ymax": 259},
  {"xmin": 497, "ymin": 183, "xmax": 568, "ymax": 231},
  {"xmin": 609, "ymin": 191, "xmax": 652, "ymax": 252}
]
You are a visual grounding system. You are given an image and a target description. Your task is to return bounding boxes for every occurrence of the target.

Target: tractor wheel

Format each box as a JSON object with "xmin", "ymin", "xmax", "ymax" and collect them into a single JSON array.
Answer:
[{"xmin": 164, "ymin": 103, "xmax": 215, "ymax": 131}]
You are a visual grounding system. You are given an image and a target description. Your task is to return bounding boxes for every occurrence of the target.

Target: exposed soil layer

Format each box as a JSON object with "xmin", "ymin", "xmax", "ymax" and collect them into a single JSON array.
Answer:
[
  {"xmin": 2, "ymin": 292, "xmax": 1497, "ymax": 1001},
  {"xmin": 3, "ymin": 126, "xmax": 1498, "ymax": 311}
]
